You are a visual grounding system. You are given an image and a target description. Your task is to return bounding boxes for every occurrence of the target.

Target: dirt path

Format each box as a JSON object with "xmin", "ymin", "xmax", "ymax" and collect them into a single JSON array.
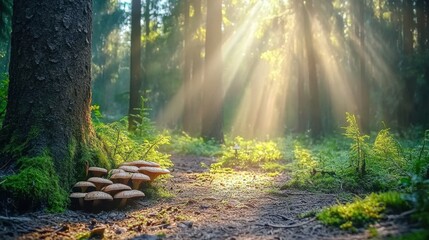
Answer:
[{"xmin": 0, "ymin": 156, "xmax": 412, "ymax": 239}]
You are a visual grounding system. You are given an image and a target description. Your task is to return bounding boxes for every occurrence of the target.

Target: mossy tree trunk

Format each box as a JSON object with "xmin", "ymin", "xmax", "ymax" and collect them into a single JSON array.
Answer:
[{"xmin": 0, "ymin": 0, "xmax": 111, "ymax": 211}]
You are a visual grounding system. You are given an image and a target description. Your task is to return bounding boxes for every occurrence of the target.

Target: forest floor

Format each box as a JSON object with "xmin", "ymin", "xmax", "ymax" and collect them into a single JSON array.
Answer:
[{"xmin": 0, "ymin": 155, "xmax": 417, "ymax": 240}]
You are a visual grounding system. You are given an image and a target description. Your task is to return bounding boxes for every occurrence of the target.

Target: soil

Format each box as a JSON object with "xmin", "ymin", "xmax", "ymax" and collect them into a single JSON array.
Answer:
[{"xmin": 0, "ymin": 155, "xmax": 418, "ymax": 239}]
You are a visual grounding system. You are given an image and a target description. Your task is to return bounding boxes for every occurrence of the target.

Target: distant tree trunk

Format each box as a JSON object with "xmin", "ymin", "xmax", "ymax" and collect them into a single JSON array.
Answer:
[
  {"xmin": 294, "ymin": 0, "xmax": 307, "ymax": 133},
  {"xmin": 358, "ymin": 0, "xmax": 369, "ymax": 133},
  {"xmin": 190, "ymin": 0, "xmax": 203, "ymax": 135},
  {"xmin": 0, "ymin": 0, "xmax": 111, "ymax": 210},
  {"xmin": 399, "ymin": 0, "xmax": 415, "ymax": 129},
  {"xmin": 417, "ymin": 0, "xmax": 426, "ymax": 52},
  {"xmin": 302, "ymin": 0, "xmax": 321, "ymax": 137},
  {"xmin": 183, "ymin": 0, "xmax": 194, "ymax": 134},
  {"xmin": 202, "ymin": 0, "xmax": 223, "ymax": 142},
  {"xmin": 128, "ymin": 0, "xmax": 142, "ymax": 131},
  {"xmin": 143, "ymin": 0, "xmax": 150, "ymax": 100}
]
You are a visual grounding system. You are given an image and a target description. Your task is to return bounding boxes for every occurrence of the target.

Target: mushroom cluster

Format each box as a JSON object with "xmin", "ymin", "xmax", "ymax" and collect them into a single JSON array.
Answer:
[{"xmin": 69, "ymin": 160, "xmax": 170, "ymax": 211}]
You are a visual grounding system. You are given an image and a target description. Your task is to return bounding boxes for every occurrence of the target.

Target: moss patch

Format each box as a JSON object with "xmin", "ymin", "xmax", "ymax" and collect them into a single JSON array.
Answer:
[
  {"xmin": 0, "ymin": 153, "xmax": 68, "ymax": 212},
  {"xmin": 317, "ymin": 192, "xmax": 409, "ymax": 231}
]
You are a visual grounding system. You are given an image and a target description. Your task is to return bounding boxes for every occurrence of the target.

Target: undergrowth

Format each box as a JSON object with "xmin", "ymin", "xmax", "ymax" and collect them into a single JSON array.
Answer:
[
  {"xmin": 93, "ymin": 101, "xmax": 172, "ymax": 168},
  {"xmin": 317, "ymin": 192, "xmax": 409, "ymax": 231},
  {"xmin": 167, "ymin": 132, "xmax": 221, "ymax": 157}
]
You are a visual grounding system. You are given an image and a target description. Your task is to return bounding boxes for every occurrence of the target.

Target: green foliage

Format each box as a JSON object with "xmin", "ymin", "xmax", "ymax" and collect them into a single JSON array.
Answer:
[
  {"xmin": 211, "ymin": 136, "xmax": 283, "ymax": 171},
  {"xmin": 343, "ymin": 112, "xmax": 370, "ymax": 175},
  {"xmin": 317, "ymin": 192, "xmax": 408, "ymax": 231},
  {"xmin": 93, "ymin": 103, "xmax": 172, "ymax": 168},
  {"xmin": 168, "ymin": 132, "xmax": 222, "ymax": 157},
  {"xmin": 0, "ymin": 153, "xmax": 68, "ymax": 212},
  {"xmin": 0, "ymin": 73, "xmax": 8, "ymax": 125}
]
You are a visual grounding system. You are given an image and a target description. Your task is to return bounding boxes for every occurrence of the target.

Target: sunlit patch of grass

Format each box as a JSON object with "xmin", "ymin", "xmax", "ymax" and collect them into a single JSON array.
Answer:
[
  {"xmin": 142, "ymin": 183, "xmax": 175, "ymax": 199},
  {"xmin": 317, "ymin": 192, "xmax": 409, "ymax": 231},
  {"xmin": 198, "ymin": 170, "xmax": 276, "ymax": 198}
]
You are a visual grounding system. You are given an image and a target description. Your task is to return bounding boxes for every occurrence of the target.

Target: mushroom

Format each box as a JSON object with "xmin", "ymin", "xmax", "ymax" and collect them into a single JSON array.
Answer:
[
  {"xmin": 109, "ymin": 168, "xmax": 125, "ymax": 175},
  {"xmin": 88, "ymin": 167, "xmax": 108, "ymax": 177},
  {"xmin": 110, "ymin": 172, "xmax": 132, "ymax": 185},
  {"xmin": 138, "ymin": 167, "xmax": 170, "ymax": 181},
  {"xmin": 122, "ymin": 160, "xmax": 160, "ymax": 168},
  {"xmin": 69, "ymin": 192, "xmax": 87, "ymax": 210},
  {"xmin": 130, "ymin": 173, "xmax": 151, "ymax": 189},
  {"xmin": 101, "ymin": 183, "xmax": 131, "ymax": 196},
  {"xmin": 72, "ymin": 181, "xmax": 96, "ymax": 192},
  {"xmin": 118, "ymin": 165, "xmax": 139, "ymax": 173},
  {"xmin": 87, "ymin": 177, "xmax": 113, "ymax": 190},
  {"xmin": 114, "ymin": 190, "xmax": 145, "ymax": 208},
  {"xmin": 84, "ymin": 191, "xmax": 113, "ymax": 208}
]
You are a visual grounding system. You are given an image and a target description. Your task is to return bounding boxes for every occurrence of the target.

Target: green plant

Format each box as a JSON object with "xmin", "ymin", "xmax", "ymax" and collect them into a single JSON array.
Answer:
[
  {"xmin": 212, "ymin": 136, "xmax": 283, "ymax": 170},
  {"xmin": 343, "ymin": 112, "xmax": 370, "ymax": 176},
  {"xmin": 93, "ymin": 100, "xmax": 172, "ymax": 168},
  {"xmin": 168, "ymin": 132, "xmax": 222, "ymax": 157}
]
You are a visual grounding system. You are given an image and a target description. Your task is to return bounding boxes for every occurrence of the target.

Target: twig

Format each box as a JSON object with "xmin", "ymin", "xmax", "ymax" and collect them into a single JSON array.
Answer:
[
  {"xmin": 387, "ymin": 209, "xmax": 417, "ymax": 220},
  {"xmin": 0, "ymin": 216, "xmax": 32, "ymax": 222},
  {"xmin": 256, "ymin": 217, "xmax": 315, "ymax": 228},
  {"xmin": 270, "ymin": 214, "xmax": 294, "ymax": 221}
]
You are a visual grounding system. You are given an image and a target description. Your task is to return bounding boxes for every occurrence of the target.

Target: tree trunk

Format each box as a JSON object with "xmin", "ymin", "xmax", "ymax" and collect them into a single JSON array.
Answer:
[
  {"xmin": 0, "ymin": 0, "xmax": 111, "ymax": 211},
  {"xmin": 358, "ymin": 0, "xmax": 369, "ymax": 133},
  {"xmin": 302, "ymin": 0, "xmax": 321, "ymax": 137},
  {"xmin": 399, "ymin": 0, "xmax": 415, "ymax": 129},
  {"xmin": 201, "ymin": 0, "xmax": 223, "ymax": 142},
  {"xmin": 142, "ymin": 0, "xmax": 150, "ymax": 101},
  {"xmin": 183, "ymin": 0, "xmax": 194, "ymax": 134},
  {"xmin": 128, "ymin": 0, "xmax": 142, "ymax": 131}
]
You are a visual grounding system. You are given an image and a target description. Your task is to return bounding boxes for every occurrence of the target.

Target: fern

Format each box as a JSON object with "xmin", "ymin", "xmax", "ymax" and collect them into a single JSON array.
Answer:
[{"xmin": 343, "ymin": 112, "xmax": 370, "ymax": 175}]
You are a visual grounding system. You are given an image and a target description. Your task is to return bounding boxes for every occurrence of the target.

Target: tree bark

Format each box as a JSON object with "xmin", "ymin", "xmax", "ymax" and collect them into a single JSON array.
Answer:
[
  {"xmin": 201, "ymin": 0, "xmax": 223, "ymax": 142},
  {"xmin": 358, "ymin": 0, "xmax": 369, "ymax": 133},
  {"xmin": 128, "ymin": 0, "xmax": 142, "ymax": 131},
  {"xmin": 0, "ymin": 0, "xmax": 110, "ymax": 196},
  {"xmin": 183, "ymin": 0, "xmax": 194, "ymax": 134},
  {"xmin": 302, "ymin": 0, "xmax": 321, "ymax": 137},
  {"xmin": 399, "ymin": 0, "xmax": 415, "ymax": 129}
]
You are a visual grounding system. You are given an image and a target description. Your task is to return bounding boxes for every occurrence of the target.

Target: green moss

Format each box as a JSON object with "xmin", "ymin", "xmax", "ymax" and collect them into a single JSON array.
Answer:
[
  {"xmin": 317, "ymin": 192, "xmax": 409, "ymax": 231},
  {"xmin": 0, "ymin": 153, "xmax": 68, "ymax": 212}
]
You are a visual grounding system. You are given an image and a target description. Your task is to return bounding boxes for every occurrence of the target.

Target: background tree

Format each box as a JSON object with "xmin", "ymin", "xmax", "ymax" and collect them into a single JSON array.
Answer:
[
  {"xmin": 201, "ymin": 0, "xmax": 224, "ymax": 142},
  {"xmin": 129, "ymin": 0, "xmax": 142, "ymax": 131},
  {"xmin": 0, "ymin": 0, "xmax": 112, "ymax": 211}
]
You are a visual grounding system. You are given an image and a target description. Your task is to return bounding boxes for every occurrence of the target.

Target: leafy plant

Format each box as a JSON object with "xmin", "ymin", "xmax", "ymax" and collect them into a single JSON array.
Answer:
[
  {"xmin": 168, "ymin": 132, "xmax": 222, "ymax": 157},
  {"xmin": 343, "ymin": 112, "xmax": 370, "ymax": 176},
  {"xmin": 93, "ymin": 100, "xmax": 172, "ymax": 168},
  {"xmin": 211, "ymin": 136, "xmax": 283, "ymax": 170}
]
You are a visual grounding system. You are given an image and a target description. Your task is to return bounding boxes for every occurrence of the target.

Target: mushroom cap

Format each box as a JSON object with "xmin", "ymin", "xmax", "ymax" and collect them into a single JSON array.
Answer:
[
  {"xmin": 118, "ymin": 165, "xmax": 139, "ymax": 173},
  {"xmin": 72, "ymin": 181, "xmax": 96, "ymax": 192},
  {"xmin": 114, "ymin": 190, "xmax": 145, "ymax": 199},
  {"xmin": 69, "ymin": 192, "xmax": 87, "ymax": 198},
  {"xmin": 109, "ymin": 169, "xmax": 125, "ymax": 175},
  {"xmin": 88, "ymin": 167, "xmax": 108, "ymax": 176},
  {"xmin": 84, "ymin": 191, "xmax": 113, "ymax": 201},
  {"xmin": 88, "ymin": 177, "xmax": 113, "ymax": 185},
  {"xmin": 110, "ymin": 172, "xmax": 132, "ymax": 180},
  {"xmin": 122, "ymin": 160, "xmax": 160, "ymax": 168},
  {"xmin": 102, "ymin": 183, "xmax": 131, "ymax": 194},
  {"xmin": 131, "ymin": 173, "xmax": 151, "ymax": 181},
  {"xmin": 138, "ymin": 167, "xmax": 170, "ymax": 174}
]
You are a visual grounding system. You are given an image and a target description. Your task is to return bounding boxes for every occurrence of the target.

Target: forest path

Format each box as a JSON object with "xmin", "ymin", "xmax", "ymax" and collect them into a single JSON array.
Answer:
[{"xmin": 3, "ymin": 156, "xmax": 409, "ymax": 239}]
